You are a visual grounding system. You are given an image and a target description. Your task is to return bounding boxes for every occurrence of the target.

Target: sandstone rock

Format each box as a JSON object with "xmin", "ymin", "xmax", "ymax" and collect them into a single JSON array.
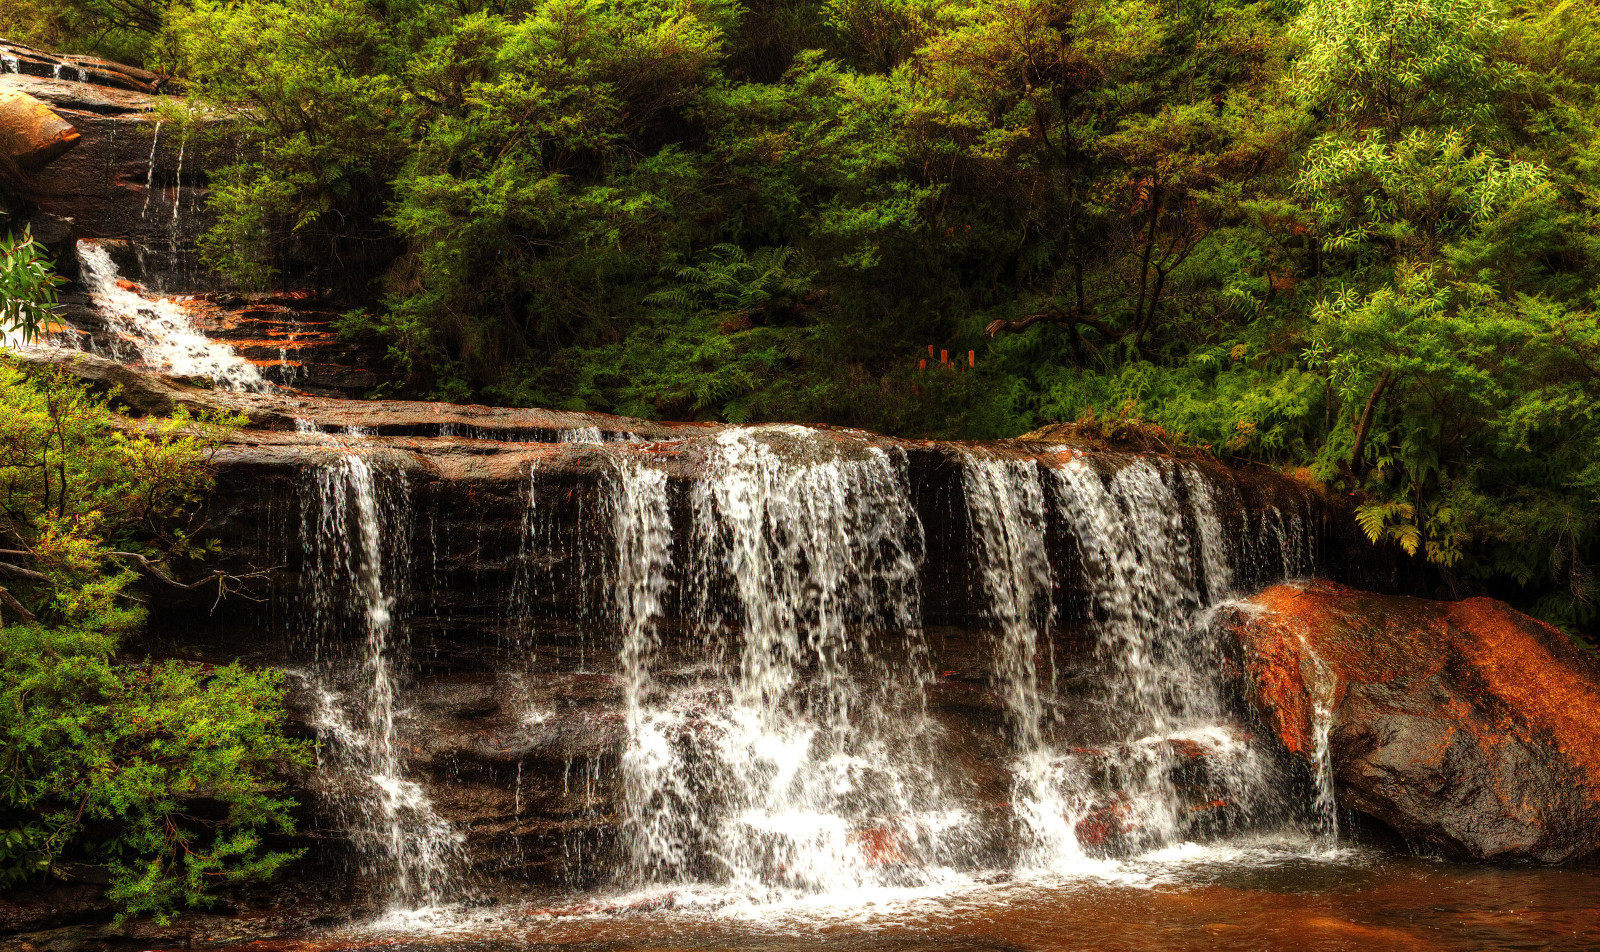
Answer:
[
  {"xmin": 0, "ymin": 74, "xmax": 204, "ymax": 262},
  {"xmin": 0, "ymin": 39, "xmax": 171, "ymax": 94},
  {"xmin": 1230, "ymin": 580, "xmax": 1600, "ymax": 862},
  {"xmin": 0, "ymin": 86, "xmax": 78, "ymax": 172}
]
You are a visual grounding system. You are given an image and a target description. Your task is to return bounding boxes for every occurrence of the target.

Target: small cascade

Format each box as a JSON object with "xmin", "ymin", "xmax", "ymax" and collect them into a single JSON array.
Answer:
[
  {"xmin": 297, "ymin": 424, "xmax": 464, "ymax": 909},
  {"xmin": 613, "ymin": 427, "xmax": 965, "ymax": 897},
  {"xmin": 609, "ymin": 459, "xmax": 678, "ymax": 877},
  {"xmin": 141, "ymin": 121, "xmax": 163, "ymax": 219},
  {"xmin": 961, "ymin": 452, "xmax": 1314, "ymax": 867},
  {"xmin": 961, "ymin": 457, "xmax": 1056, "ymax": 750},
  {"xmin": 75, "ymin": 241, "xmax": 271, "ymax": 391},
  {"xmin": 961, "ymin": 457, "xmax": 1087, "ymax": 864},
  {"xmin": 559, "ymin": 426, "xmax": 604, "ymax": 443},
  {"xmin": 170, "ymin": 136, "xmax": 186, "ymax": 227},
  {"xmin": 1301, "ymin": 638, "xmax": 1340, "ymax": 841},
  {"xmin": 1055, "ymin": 458, "xmax": 1267, "ymax": 850}
]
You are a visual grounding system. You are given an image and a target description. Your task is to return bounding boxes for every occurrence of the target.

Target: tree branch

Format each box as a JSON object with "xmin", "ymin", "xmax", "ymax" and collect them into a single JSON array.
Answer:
[
  {"xmin": 0, "ymin": 562, "xmax": 48, "ymax": 581},
  {"xmin": 1349, "ymin": 371, "xmax": 1396, "ymax": 475},
  {"xmin": 985, "ymin": 303, "xmax": 1120, "ymax": 340},
  {"xmin": 0, "ymin": 586, "xmax": 35, "ymax": 623}
]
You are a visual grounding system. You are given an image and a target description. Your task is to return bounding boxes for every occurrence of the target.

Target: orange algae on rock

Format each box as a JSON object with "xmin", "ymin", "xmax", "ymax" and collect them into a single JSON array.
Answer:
[
  {"xmin": 1228, "ymin": 581, "xmax": 1600, "ymax": 862},
  {"xmin": 1446, "ymin": 598, "xmax": 1600, "ymax": 798}
]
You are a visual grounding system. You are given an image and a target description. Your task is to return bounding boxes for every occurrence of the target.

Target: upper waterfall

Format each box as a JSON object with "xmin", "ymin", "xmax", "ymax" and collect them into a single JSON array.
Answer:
[{"xmin": 74, "ymin": 240, "xmax": 272, "ymax": 391}]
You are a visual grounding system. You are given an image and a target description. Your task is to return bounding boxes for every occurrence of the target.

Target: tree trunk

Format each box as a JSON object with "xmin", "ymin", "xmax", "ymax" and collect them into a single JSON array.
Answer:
[{"xmin": 1349, "ymin": 371, "xmax": 1395, "ymax": 474}]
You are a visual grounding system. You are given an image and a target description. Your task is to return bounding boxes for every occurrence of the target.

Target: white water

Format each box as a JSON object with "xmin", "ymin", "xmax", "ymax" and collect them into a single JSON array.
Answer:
[
  {"xmin": 140, "ymin": 121, "xmax": 162, "ymax": 219},
  {"xmin": 559, "ymin": 426, "xmax": 604, "ymax": 443},
  {"xmin": 958, "ymin": 453, "xmax": 1313, "ymax": 871},
  {"xmin": 75, "ymin": 240, "xmax": 270, "ymax": 390},
  {"xmin": 1301, "ymin": 637, "xmax": 1340, "ymax": 841},
  {"xmin": 298, "ymin": 424, "xmax": 464, "ymax": 909},
  {"xmin": 614, "ymin": 428, "xmax": 971, "ymax": 899}
]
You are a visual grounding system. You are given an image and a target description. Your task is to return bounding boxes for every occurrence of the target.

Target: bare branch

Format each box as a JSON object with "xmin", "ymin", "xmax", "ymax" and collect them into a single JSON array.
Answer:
[
  {"xmin": 0, "ymin": 562, "xmax": 48, "ymax": 581},
  {"xmin": 985, "ymin": 303, "xmax": 1120, "ymax": 340},
  {"xmin": 0, "ymin": 586, "xmax": 35, "ymax": 623}
]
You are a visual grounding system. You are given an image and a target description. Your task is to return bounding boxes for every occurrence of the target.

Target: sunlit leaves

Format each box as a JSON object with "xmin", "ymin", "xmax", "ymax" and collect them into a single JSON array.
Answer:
[{"xmin": 0, "ymin": 229, "xmax": 63, "ymax": 346}]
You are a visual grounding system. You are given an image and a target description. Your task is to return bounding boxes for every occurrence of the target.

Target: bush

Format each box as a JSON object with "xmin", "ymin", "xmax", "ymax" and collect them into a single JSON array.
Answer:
[{"xmin": 0, "ymin": 361, "xmax": 309, "ymax": 922}]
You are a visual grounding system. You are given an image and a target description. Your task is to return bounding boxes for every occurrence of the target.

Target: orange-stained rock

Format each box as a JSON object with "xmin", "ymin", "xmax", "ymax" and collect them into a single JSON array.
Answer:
[
  {"xmin": 0, "ymin": 86, "xmax": 79, "ymax": 171},
  {"xmin": 850, "ymin": 827, "xmax": 909, "ymax": 866},
  {"xmin": 1228, "ymin": 580, "xmax": 1600, "ymax": 862}
]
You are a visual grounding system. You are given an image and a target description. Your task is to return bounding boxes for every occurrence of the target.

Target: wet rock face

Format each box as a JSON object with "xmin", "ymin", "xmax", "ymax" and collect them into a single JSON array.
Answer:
[
  {"xmin": 1229, "ymin": 581, "xmax": 1600, "ymax": 863},
  {"xmin": 7, "ymin": 350, "xmax": 1428, "ymax": 927},
  {"xmin": 0, "ymin": 72, "xmax": 208, "ymax": 264}
]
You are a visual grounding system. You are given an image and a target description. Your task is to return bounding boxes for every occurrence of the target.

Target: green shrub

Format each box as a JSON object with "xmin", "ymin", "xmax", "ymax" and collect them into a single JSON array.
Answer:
[{"xmin": 0, "ymin": 362, "xmax": 309, "ymax": 922}]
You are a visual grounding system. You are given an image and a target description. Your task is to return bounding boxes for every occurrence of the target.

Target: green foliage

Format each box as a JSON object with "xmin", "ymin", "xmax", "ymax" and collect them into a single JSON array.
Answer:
[
  {"xmin": 0, "ymin": 228, "xmax": 65, "ymax": 347},
  {"xmin": 163, "ymin": 0, "xmax": 1600, "ymax": 634},
  {"xmin": 1291, "ymin": 0, "xmax": 1509, "ymax": 134},
  {"xmin": 0, "ymin": 0, "xmax": 171, "ymax": 65},
  {"xmin": 0, "ymin": 363, "xmax": 308, "ymax": 921}
]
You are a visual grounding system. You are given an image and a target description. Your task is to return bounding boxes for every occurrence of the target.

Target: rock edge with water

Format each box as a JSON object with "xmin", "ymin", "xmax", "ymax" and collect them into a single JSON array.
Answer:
[{"xmin": 1229, "ymin": 580, "xmax": 1600, "ymax": 863}]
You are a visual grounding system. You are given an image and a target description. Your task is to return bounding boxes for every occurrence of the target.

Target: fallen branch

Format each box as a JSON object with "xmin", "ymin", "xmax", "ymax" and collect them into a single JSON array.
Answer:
[
  {"xmin": 984, "ymin": 304, "xmax": 1120, "ymax": 341},
  {"xmin": 0, "ymin": 585, "xmax": 35, "ymax": 622},
  {"xmin": 0, "ymin": 561, "xmax": 49, "ymax": 581}
]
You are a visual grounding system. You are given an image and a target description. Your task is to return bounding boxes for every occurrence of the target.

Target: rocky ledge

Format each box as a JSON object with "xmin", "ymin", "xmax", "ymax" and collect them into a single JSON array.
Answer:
[{"xmin": 1229, "ymin": 580, "xmax": 1600, "ymax": 863}]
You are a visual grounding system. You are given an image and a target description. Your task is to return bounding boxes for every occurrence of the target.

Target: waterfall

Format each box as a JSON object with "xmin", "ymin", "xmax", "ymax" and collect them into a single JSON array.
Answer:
[
  {"xmin": 141, "ymin": 121, "xmax": 162, "ymax": 219},
  {"xmin": 613, "ymin": 427, "xmax": 966, "ymax": 897},
  {"xmin": 610, "ymin": 458, "xmax": 679, "ymax": 877},
  {"xmin": 961, "ymin": 457, "xmax": 1056, "ymax": 751},
  {"xmin": 962, "ymin": 452, "xmax": 1314, "ymax": 866},
  {"xmin": 962, "ymin": 455, "xmax": 1100, "ymax": 865},
  {"xmin": 75, "ymin": 240, "xmax": 271, "ymax": 391},
  {"xmin": 170, "ymin": 136, "xmax": 186, "ymax": 226},
  {"xmin": 298, "ymin": 425, "xmax": 464, "ymax": 909},
  {"xmin": 559, "ymin": 426, "xmax": 604, "ymax": 443}
]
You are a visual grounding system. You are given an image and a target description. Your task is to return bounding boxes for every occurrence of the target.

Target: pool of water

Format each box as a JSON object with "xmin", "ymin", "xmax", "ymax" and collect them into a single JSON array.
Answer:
[{"xmin": 195, "ymin": 840, "xmax": 1600, "ymax": 952}]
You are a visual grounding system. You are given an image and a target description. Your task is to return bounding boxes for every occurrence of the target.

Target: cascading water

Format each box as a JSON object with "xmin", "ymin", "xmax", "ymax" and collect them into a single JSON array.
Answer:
[
  {"xmin": 559, "ymin": 426, "xmax": 604, "ymax": 443},
  {"xmin": 140, "ymin": 122, "xmax": 163, "ymax": 219},
  {"xmin": 610, "ymin": 427, "xmax": 970, "ymax": 898},
  {"xmin": 1301, "ymin": 638, "xmax": 1340, "ymax": 841},
  {"xmin": 74, "ymin": 240, "xmax": 270, "ymax": 391},
  {"xmin": 960, "ymin": 456, "xmax": 1087, "ymax": 865},
  {"xmin": 962, "ymin": 451, "xmax": 1315, "ymax": 868},
  {"xmin": 298, "ymin": 424, "xmax": 464, "ymax": 909}
]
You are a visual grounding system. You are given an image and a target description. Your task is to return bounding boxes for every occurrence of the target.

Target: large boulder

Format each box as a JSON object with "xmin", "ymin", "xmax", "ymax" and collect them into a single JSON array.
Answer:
[
  {"xmin": 0, "ymin": 86, "xmax": 79, "ymax": 172},
  {"xmin": 1229, "ymin": 580, "xmax": 1600, "ymax": 862}
]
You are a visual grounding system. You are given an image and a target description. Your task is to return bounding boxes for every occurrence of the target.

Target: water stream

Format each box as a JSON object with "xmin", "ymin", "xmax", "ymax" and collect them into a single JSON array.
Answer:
[
  {"xmin": 75, "ymin": 240, "xmax": 271, "ymax": 390},
  {"xmin": 612, "ymin": 428, "xmax": 965, "ymax": 899},
  {"xmin": 297, "ymin": 424, "xmax": 465, "ymax": 910}
]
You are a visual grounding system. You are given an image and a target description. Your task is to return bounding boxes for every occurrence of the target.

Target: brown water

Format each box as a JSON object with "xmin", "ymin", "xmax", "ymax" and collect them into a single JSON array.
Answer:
[{"xmin": 206, "ymin": 845, "xmax": 1600, "ymax": 952}]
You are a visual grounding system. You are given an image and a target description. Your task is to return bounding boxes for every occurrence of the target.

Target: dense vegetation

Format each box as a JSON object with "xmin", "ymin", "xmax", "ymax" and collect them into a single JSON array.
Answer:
[
  {"xmin": 0, "ymin": 232, "xmax": 308, "ymax": 923},
  {"xmin": 7, "ymin": 0, "xmax": 1600, "ymax": 634}
]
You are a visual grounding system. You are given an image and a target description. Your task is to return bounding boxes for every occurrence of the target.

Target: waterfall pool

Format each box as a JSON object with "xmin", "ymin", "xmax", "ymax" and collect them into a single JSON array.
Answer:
[{"xmin": 155, "ymin": 845, "xmax": 1598, "ymax": 951}]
